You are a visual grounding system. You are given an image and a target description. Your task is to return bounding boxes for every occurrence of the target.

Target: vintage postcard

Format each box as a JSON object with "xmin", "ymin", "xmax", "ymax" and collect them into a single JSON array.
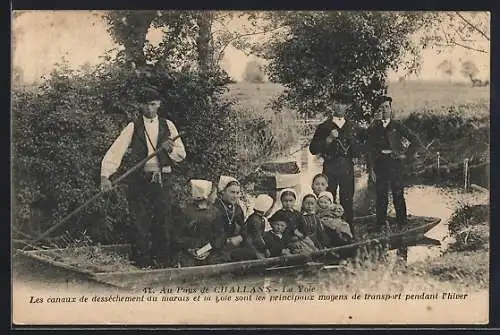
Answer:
[{"xmin": 11, "ymin": 10, "xmax": 490, "ymax": 325}]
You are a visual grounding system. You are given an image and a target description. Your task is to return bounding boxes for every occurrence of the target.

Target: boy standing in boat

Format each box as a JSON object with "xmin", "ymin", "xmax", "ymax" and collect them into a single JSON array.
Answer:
[
  {"xmin": 100, "ymin": 88, "xmax": 186, "ymax": 268},
  {"xmin": 367, "ymin": 95, "xmax": 422, "ymax": 260}
]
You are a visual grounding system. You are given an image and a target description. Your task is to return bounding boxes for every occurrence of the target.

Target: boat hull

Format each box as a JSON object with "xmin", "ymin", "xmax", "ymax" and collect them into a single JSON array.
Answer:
[{"xmin": 14, "ymin": 215, "xmax": 441, "ymax": 290}]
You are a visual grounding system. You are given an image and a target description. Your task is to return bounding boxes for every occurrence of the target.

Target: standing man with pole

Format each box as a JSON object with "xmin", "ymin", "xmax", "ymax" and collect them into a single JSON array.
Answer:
[
  {"xmin": 100, "ymin": 88, "xmax": 186, "ymax": 268},
  {"xmin": 367, "ymin": 95, "xmax": 422, "ymax": 261},
  {"xmin": 309, "ymin": 100, "xmax": 361, "ymax": 238}
]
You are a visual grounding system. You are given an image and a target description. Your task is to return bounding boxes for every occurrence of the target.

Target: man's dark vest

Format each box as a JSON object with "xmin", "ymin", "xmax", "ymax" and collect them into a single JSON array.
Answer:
[{"xmin": 126, "ymin": 117, "xmax": 174, "ymax": 170}]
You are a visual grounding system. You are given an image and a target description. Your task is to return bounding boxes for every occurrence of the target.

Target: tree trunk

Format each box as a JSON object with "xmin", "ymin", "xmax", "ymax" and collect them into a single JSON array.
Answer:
[
  {"xmin": 122, "ymin": 11, "xmax": 157, "ymax": 68},
  {"xmin": 196, "ymin": 11, "xmax": 214, "ymax": 74}
]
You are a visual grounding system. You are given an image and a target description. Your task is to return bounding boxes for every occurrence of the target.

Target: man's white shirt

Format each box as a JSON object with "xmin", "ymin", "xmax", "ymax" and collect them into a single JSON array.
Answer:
[
  {"xmin": 382, "ymin": 119, "xmax": 391, "ymax": 128},
  {"xmin": 101, "ymin": 116, "xmax": 186, "ymax": 178},
  {"xmin": 332, "ymin": 116, "xmax": 346, "ymax": 129}
]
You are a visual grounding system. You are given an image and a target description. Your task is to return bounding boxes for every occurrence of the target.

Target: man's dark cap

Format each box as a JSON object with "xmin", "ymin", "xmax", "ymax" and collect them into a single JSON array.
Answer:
[
  {"xmin": 374, "ymin": 95, "xmax": 393, "ymax": 109},
  {"xmin": 140, "ymin": 87, "xmax": 163, "ymax": 102},
  {"xmin": 333, "ymin": 92, "xmax": 353, "ymax": 105}
]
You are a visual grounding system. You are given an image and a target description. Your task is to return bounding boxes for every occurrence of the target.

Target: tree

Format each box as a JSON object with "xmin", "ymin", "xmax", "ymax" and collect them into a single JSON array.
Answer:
[
  {"xmin": 104, "ymin": 11, "xmax": 282, "ymax": 73},
  {"xmin": 263, "ymin": 11, "xmax": 424, "ymax": 121},
  {"xmin": 460, "ymin": 60, "xmax": 480, "ymax": 82},
  {"xmin": 104, "ymin": 10, "xmax": 159, "ymax": 68},
  {"xmin": 210, "ymin": 11, "xmax": 287, "ymax": 66},
  {"xmin": 419, "ymin": 11, "xmax": 490, "ymax": 54},
  {"xmin": 196, "ymin": 11, "xmax": 215, "ymax": 73},
  {"xmin": 437, "ymin": 59, "xmax": 455, "ymax": 82},
  {"xmin": 243, "ymin": 59, "xmax": 266, "ymax": 83}
]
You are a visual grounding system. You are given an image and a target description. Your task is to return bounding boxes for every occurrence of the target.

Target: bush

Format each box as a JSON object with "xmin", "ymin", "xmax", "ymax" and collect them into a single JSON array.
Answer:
[
  {"xmin": 12, "ymin": 59, "xmax": 242, "ymax": 245},
  {"xmin": 12, "ymin": 68, "xmax": 130, "ymax": 244},
  {"xmin": 401, "ymin": 104, "xmax": 489, "ymax": 185},
  {"xmin": 447, "ymin": 203, "xmax": 489, "ymax": 252}
]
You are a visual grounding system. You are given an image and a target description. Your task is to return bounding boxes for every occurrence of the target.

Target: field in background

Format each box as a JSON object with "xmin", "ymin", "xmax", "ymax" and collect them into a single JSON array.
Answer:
[
  {"xmin": 226, "ymin": 80, "xmax": 490, "ymax": 118},
  {"xmin": 226, "ymin": 79, "xmax": 490, "ymax": 182}
]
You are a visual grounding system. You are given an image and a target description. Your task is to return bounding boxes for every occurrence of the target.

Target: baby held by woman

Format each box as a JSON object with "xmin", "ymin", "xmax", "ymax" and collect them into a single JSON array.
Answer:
[{"xmin": 260, "ymin": 183, "xmax": 353, "ymax": 256}]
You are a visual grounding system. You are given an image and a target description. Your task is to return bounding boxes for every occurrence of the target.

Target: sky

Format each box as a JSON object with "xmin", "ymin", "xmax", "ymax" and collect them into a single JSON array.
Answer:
[{"xmin": 12, "ymin": 10, "xmax": 490, "ymax": 84}]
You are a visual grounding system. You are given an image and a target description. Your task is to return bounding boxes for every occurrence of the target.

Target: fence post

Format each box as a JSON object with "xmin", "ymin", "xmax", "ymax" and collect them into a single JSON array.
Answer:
[
  {"xmin": 463, "ymin": 158, "xmax": 470, "ymax": 192},
  {"xmin": 436, "ymin": 151, "xmax": 441, "ymax": 183}
]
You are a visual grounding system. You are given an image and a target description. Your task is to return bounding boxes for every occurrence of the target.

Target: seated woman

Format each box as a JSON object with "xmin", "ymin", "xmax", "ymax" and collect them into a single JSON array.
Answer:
[
  {"xmin": 244, "ymin": 194, "xmax": 274, "ymax": 259},
  {"xmin": 212, "ymin": 175, "xmax": 256, "ymax": 262},
  {"xmin": 172, "ymin": 179, "xmax": 222, "ymax": 267}
]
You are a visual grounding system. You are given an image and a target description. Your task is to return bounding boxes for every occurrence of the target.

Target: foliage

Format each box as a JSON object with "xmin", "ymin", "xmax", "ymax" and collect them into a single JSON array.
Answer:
[
  {"xmin": 436, "ymin": 59, "xmax": 454, "ymax": 80},
  {"xmin": 401, "ymin": 104, "xmax": 489, "ymax": 185},
  {"xmin": 12, "ymin": 63, "xmax": 131, "ymax": 243},
  {"xmin": 12, "ymin": 53, "xmax": 242, "ymax": 244},
  {"xmin": 103, "ymin": 10, "xmax": 277, "ymax": 72},
  {"xmin": 263, "ymin": 11, "xmax": 424, "ymax": 121},
  {"xmin": 447, "ymin": 203, "xmax": 489, "ymax": 252},
  {"xmin": 460, "ymin": 60, "xmax": 480, "ymax": 81},
  {"xmin": 39, "ymin": 232, "xmax": 138, "ymax": 272},
  {"xmin": 419, "ymin": 11, "xmax": 490, "ymax": 54},
  {"xmin": 403, "ymin": 105, "xmax": 489, "ymax": 162},
  {"xmin": 104, "ymin": 10, "xmax": 200, "ymax": 70}
]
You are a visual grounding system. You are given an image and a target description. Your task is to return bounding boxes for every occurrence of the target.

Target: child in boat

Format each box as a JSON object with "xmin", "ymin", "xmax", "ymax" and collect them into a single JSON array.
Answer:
[
  {"xmin": 172, "ymin": 179, "xmax": 222, "ymax": 267},
  {"xmin": 269, "ymin": 188, "xmax": 303, "ymax": 241},
  {"xmin": 311, "ymin": 173, "xmax": 329, "ymax": 198},
  {"xmin": 316, "ymin": 191, "xmax": 354, "ymax": 247},
  {"xmin": 264, "ymin": 214, "xmax": 291, "ymax": 257},
  {"xmin": 244, "ymin": 194, "xmax": 274, "ymax": 259},
  {"xmin": 298, "ymin": 193, "xmax": 328, "ymax": 249}
]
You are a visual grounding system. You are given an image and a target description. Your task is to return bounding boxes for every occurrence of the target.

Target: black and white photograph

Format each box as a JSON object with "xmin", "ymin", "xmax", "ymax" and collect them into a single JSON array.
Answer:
[{"xmin": 11, "ymin": 10, "xmax": 490, "ymax": 325}]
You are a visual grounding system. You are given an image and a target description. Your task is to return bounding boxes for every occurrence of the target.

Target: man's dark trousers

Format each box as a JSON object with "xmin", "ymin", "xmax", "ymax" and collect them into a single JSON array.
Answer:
[
  {"xmin": 373, "ymin": 155, "xmax": 408, "ymax": 228},
  {"xmin": 126, "ymin": 173, "xmax": 173, "ymax": 268},
  {"xmin": 324, "ymin": 156, "xmax": 355, "ymax": 233}
]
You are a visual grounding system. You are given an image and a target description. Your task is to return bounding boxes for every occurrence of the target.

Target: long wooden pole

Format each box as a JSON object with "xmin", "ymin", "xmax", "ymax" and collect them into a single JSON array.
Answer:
[{"xmin": 26, "ymin": 135, "xmax": 181, "ymax": 247}]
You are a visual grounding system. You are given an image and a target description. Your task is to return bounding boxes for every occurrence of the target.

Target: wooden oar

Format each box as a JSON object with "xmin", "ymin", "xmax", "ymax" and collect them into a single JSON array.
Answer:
[{"xmin": 24, "ymin": 135, "xmax": 181, "ymax": 248}]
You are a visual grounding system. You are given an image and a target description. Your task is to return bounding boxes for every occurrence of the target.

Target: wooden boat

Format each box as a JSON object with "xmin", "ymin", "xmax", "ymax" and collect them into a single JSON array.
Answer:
[{"xmin": 14, "ymin": 214, "xmax": 441, "ymax": 290}]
